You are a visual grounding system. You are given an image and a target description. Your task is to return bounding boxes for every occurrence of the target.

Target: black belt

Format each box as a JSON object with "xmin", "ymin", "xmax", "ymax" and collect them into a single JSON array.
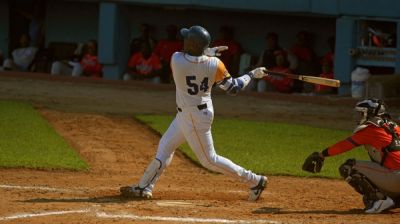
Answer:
[{"xmin": 177, "ymin": 103, "xmax": 207, "ymax": 112}]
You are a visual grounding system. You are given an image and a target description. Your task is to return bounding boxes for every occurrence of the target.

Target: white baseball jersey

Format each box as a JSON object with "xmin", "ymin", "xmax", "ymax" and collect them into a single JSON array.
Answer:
[
  {"xmin": 171, "ymin": 52, "xmax": 229, "ymax": 108},
  {"xmin": 136, "ymin": 51, "xmax": 262, "ymax": 195}
]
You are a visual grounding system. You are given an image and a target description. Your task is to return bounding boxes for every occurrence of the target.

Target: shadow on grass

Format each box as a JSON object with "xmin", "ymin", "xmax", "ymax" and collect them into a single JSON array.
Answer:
[
  {"xmin": 252, "ymin": 207, "xmax": 366, "ymax": 215},
  {"xmin": 21, "ymin": 195, "xmax": 149, "ymax": 204}
]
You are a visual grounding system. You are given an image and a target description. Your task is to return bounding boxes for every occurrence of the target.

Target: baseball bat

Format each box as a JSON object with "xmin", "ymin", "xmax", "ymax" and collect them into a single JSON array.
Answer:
[{"xmin": 266, "ymin": 71, "xmax": 341, "ymax": 88}]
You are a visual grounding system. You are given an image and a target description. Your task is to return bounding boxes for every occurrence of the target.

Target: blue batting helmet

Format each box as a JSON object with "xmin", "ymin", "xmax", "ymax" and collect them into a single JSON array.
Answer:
[{"xmin": 180, "ymin": 26, "xmax": 211, "ymax": 54}]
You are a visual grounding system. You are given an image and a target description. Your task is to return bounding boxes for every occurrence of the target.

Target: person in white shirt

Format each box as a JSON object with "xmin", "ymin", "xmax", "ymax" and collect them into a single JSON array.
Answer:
[
  {"xmin": 120, "ymin": 25, "xmax": 269, "ymax": 201},
  {"xmin": 3, "ymin": 34, "xmax": 38, "ymax": 72}
]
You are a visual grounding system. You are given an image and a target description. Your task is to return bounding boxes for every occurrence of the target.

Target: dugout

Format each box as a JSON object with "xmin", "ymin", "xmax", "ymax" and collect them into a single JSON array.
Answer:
[{"xmin": 1, "ymin": 0, "xmax": 400, "ymax": 96}]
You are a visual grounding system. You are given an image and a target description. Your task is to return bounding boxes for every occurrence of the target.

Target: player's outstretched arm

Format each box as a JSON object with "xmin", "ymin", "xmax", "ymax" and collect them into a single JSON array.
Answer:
[
  {"xmin": 204, "ymin": 46, "xmax": 229, "ymax": 57},
  {"xmin": 218, "ymin": 67, "xmax": 268, "ymax": 96}
]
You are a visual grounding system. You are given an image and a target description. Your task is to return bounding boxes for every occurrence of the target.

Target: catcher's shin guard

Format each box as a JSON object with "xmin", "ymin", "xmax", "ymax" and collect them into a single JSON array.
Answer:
[
  {"xmin": 338, "ymin": 159, "xmax": 356, "ymax": 179},
  {"xmin": 339, "ymin": 159, "xmax": 385, "ymax": 203}
]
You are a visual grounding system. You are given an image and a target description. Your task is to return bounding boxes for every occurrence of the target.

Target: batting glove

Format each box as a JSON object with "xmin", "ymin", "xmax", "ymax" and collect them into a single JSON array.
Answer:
[
  {"xmin": 204, "ymin": 46, "xmax": 229, "ymax": 57},
  {"xmin": 249, "ymin": 67, "xmax": 268, "ymax": 79}
]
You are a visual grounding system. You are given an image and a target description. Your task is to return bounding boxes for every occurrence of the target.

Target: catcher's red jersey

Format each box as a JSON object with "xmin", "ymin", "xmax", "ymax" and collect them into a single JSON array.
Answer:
[{"xmin": 326, "ymin": 124, "xmax": 400, "ymax": 170}]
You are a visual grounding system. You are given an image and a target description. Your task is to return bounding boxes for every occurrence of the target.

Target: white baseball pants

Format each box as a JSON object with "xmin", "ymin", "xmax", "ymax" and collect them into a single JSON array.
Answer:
[
  {"xmin": 51, "ymin": 61, "xmax": 83, "ymax": 77},
  {"xmin": 147, "ymin": 105, "xmax": 262, "ymax": 191}
]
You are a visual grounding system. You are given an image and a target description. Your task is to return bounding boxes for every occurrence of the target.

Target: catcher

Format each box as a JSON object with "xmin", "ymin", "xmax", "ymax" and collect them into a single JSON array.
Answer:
[{"xmin": 303, "ymin": 99, "xmax": 400, "ymax": 213}]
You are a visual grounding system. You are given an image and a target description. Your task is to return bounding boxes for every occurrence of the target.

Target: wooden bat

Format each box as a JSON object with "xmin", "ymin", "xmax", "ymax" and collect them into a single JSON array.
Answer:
[{"xmin": 266, "ymin": 71, "xmax": 341, "ymax": 88}]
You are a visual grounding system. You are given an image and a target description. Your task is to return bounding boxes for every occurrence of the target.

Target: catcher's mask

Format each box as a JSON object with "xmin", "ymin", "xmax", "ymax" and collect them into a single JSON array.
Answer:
[
  {"xmin": 181, "ymin": 25, "xmax": 211, "ymax": 56},
  {"xmin": 354, "ymin": 98, "xmax": 386, "ymax": 124}
]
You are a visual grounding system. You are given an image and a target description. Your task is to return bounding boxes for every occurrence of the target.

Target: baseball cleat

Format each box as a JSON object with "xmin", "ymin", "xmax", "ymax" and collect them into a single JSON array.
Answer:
[
  {"xmin": 362, "ymin": 195, "xmax": 374, "ymax": 210},
  {"xmin": 120, "ymin": 185, "xmax": 152, "ymax": 199},
  {"xmin": 365, "ymin": 197, "xmax": 394, "ymax": 214},
  {"xmin": 248, "ymin": 176, "xmax": 267, "ymax": 201}
]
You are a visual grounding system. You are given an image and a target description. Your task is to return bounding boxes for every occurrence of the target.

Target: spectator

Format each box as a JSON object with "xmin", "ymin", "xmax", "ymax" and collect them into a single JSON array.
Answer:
[
  {"xmin": 314, "ymin": 59, "xmax": 334, "ymax": 94},
  {"xmin": 124, "ymin": 42, "xmax": 162, "ymax": 83},
  {"xmin": 323, "ymin": 36, "xmax": 335, "ymax": 69},
  {"xmin": 255, "ymin": 32, "xmax": 282, "ymax": 69},
  {"xmin": 51, "ymin": 40, "xmax": 102, "ymax": 78},
  {"xmin": 290, "ymin": 31, "xmax": 319, "ymax": 92},
  {"xmin": 130, "ymin": 23, "xmax": 157, "ymax": 55},
  {"xmin": 153, "ymin": 24, "xmax": 183, "ymax": 83},
  {"xmin": 259, "ymin": 50, "xmax": 293, "ymax": 93},
  {"xmin": 213, "ymin": 26, "xmax": 242, "ymax": 76},
  {"xmin": 290, "ymin": 31, "xmax": 314, "ymax": 62},
  {"xmin": 3, "ymin": 34, "xmax": 38, "ymax": 71}
]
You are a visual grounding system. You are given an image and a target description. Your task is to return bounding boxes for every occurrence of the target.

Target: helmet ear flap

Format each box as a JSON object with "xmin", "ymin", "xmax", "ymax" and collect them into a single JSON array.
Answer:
[
  {"xmin": 374, "ymin": 99, "xmax": 382, "ymax": 116},
  {"xmin": 373, "ymin": 99, "xmax": 387, "ymax": 117}
]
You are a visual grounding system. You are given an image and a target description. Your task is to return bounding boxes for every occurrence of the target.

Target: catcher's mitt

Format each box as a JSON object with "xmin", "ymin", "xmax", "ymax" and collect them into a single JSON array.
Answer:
[{"xmin": 302, "ymin": 152, "xmax": 325, "ymax": 173}]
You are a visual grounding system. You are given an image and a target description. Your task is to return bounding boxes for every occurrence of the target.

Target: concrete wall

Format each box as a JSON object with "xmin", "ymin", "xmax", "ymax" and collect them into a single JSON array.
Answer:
[
  {"xmin": 125, "ymin": 5, "xmax": 336, "ymax": 58},
  {"xmin": 105, "ymin": 0, "xmax": 400, "ymax": 18},
  {"xmin": 45, "ymin": 1, "xmax": 99, "ymax": 46},
  {"xmin": 0, "ymin": 1, "xmax": 9, "ymax": 57}
]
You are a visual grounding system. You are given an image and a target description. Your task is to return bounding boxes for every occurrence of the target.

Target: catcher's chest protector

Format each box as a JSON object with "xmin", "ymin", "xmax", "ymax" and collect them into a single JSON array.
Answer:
[{"xmin": 356, "ymin": 117, "xmax": 400, "ymax": 165}]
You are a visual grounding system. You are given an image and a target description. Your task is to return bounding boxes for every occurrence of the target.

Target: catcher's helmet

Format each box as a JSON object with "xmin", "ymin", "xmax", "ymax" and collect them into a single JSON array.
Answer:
[
  {"xmin": 355, "ymin": 98, "xmax": 386, "ymax": 124},
  {"xmin": 180, "ymin": 26, "xmax": 211, "ymax": 55}
]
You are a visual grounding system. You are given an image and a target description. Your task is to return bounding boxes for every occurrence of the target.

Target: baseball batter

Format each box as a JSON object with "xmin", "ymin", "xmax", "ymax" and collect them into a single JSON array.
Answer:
[{"xmin": 120, "ymin": 25, "xmax": 268, "ymax": 201}]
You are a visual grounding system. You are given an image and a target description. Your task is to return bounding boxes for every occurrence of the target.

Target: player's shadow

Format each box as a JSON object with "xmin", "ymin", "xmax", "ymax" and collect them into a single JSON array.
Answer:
[
  {"xmin": 21, "ymin": 195, "xmax": 147, "ymax": 204},
  {"xmin": 253, "ymin": 207, "xmax": 365, "ymax": 215}
]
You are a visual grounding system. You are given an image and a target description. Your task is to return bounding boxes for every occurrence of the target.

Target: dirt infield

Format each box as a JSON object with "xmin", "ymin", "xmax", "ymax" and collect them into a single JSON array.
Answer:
[
  {"xmin": 0, "ymin": 109, "xmax": 398, "ymax": 224},
  {"xmin": 0, "ymin": 73, "xmax": 400, "ymax": 223}
]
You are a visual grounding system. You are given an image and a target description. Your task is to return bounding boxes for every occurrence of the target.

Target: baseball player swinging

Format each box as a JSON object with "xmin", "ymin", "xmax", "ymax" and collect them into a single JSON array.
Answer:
[
  {"xmin": 120, "ymin": 25, "xmax": 268, "ymax": 201},
  {"xmin": 302, "ymin": 99, "xmax": 400, "ymax": 213}
]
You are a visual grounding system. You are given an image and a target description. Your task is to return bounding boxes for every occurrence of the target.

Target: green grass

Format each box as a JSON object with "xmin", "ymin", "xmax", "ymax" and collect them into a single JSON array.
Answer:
[
  {"xmin": 136, "ymin": 114, "xmax": 369, "ymax": 178},
  {"xmin": 0, "ymin": 101, "xmax": 88, "ymax": 170}
]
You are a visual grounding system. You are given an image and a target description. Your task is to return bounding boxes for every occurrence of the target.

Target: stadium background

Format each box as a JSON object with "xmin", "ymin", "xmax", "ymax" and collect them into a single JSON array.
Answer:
[{"xmin": 1, "ymin": 0, "xmax": 400, "ymax": 95}]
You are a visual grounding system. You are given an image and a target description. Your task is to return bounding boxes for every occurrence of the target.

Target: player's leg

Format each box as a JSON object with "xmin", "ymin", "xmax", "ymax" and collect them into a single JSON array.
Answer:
[
  {"xmin": 51, "ymin": 61, "xmax": 72, "ymax": 75},
  {"xmin": 143, "ymin": 116, "xmax": 186, "ymax": 191},
  {"xmin": 70, "ymin": 62, "xmax": 83, "ymax": 77},
  {"xmin": 354, "ymin": 161, "xmax": 400, "ymax": 198},
  {"xmin": 120, "ymin": 116, "xmax": 185, "ymax": 198},
  {"xmin": 178, "ymin": 110, "xmax": 267, "ymax": 201},
  {"xmin": 339, "ymin": 159, "xmax": 397, "ymax": 213}
]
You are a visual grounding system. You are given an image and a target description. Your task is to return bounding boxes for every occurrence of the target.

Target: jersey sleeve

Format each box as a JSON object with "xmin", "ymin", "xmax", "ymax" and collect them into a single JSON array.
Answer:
[
  {"xmin": 323, "ymin": 125, "xmax": 382, "ymax": 157},
  {"xmin": 323, "ymin": 137, "xmax": 359, "ymax": 156},
  {"xmin": 214, "ymin": 59, "xmax": 230, "ymax": 83}
]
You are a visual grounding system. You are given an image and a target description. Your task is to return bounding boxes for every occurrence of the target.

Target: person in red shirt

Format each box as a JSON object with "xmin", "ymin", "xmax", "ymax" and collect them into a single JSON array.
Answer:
[
  {"xmin": 262, "ymin": 50, "xmax": 293, "ymax": 93},
  {"xmin": 125, "ymin": 42, "xmax": 161, "ymax": 83},
  {"xmin": 80, "ymin": 40, "xmax": 102, "ymax": 77},
  {"xmin": 290, "ymin": 31, "xmax": 315, "ymax": 64},
  {"xmin": 290, "ymin": 31, "xmax": 318, "ymax": 92},
  {"xmin": 51, "ymin": 40, "xmax": 102, "ymax": 78},
  {"xmin": 153, "ymin": 25, "xmax": 183, "ymax": 83},
  {"xmin": 314, "ymin": 59, "xmax": 334, "ymax": 94},
  {"xmin": 322, "ymin": 36, "xmax": 335, "ymax": 68},
  {"xmin": 213, "ymin": 26, "xmax": 242, "ymax": 76},
  {"xmin": 304, "ymin": 99, "xmax": 400, "ymax": 214},
  {"xmin": 130, "ymin": 23, "xmax": 157, "ymax": 55}
]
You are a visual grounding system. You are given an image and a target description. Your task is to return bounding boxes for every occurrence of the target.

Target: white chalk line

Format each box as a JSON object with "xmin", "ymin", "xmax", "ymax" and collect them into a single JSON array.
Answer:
[
  {"xmin": 0, "ymin": 209, "xmax": 89, "ymax": 221},
  {"xmin": 0, "ymin": 184, "xmax": 82, "ymax": 193},
  {"xmin": 95, "ymin": 211, "xmax": 281, "ymax": 223},
  {"xmin": 0, "ymin": 184, "xmax": 280, "ymax": 223},
  {"xmin": 0, "ymin": 208, "xmax": 282, "ymax": 224},
  {"xmin": 0, "ymin": 184, "xmax": 114, "ymax": 193}
]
